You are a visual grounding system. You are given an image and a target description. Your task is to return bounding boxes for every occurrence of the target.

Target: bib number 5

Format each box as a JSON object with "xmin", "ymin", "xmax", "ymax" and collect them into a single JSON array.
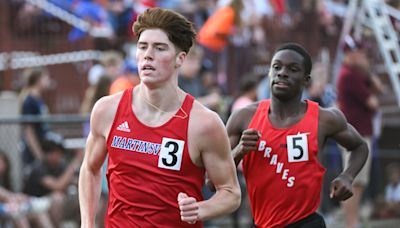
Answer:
[
  {"xmin": 287, "ymin": 133, "xmax": 309, "ymax": 162},
  {"xmin": 158, "ymin": 137, "xmax": 184, "ymax": 171}
]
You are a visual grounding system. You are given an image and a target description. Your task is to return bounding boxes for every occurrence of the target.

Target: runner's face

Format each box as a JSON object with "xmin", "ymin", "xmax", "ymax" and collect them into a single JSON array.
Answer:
[
  {"xmin": 136, "ymin": 29, "xmax": 185, "ymax": 87},
  {"xmin": 269, "ymin": 50, "xmax": 308, "ymax": 100}
]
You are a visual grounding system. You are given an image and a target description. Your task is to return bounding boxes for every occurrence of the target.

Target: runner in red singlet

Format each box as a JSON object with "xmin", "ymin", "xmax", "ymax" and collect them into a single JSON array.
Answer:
[
  {"xmin": 226, "ymin": 43, "xmax": 368, "ymax": 228},
  {"xmin": 79, "ymin": 8, "xmax": 241, "ymax": 228}
]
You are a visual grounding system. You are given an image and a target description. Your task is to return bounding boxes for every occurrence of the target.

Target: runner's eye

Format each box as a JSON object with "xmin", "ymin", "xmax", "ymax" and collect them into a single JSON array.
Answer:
[{"xmin": 273, "ymin": 65, "xmax": 281, "ymax": 71}]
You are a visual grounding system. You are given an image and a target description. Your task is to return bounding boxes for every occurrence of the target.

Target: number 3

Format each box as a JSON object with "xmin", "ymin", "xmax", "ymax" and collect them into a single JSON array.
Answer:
[
  {"xmin": 158, "ymin": 138, "xmax": 184, "ymax": 170},
  {"xmin": 162, "ymin": 141, "xmax": 178, "ymax": 166}
]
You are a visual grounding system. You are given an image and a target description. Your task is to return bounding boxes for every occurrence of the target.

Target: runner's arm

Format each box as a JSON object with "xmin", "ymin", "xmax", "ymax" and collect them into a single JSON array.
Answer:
[
  {"xmin": 79, "ymin": 101, "xmax": 109, "ymax": 228},
  {"xmin": 226, "ymin": 106, "xmax": 259, "ymax": 167},
  {"xmin": 197, "ymin": 111, "xmax": 241, "ymax": 220},
  {"xmin": 324, "ymin": 108, "xmax": 368, "ymax": 181}
]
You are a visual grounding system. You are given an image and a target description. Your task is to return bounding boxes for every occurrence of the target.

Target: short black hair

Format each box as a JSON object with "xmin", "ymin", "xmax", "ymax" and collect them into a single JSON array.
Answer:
[
  {"xmin": 239, "ymin": 74, "xmax": 259, "ymax": 94},
  {"xmin": 42, "ymin": 140, "xmax": 64, "ymax": 154},
  {"xmin": 275, "ymin": 43, "xmax": 312, "ymax": 75}
]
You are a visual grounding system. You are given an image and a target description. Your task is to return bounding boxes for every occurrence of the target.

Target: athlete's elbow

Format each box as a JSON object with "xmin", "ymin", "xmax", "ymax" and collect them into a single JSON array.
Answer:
[
  {"xmin": 215, "ymin": 185, "xmax": 241, "ymax": 212},
  {"xmin": 230, "ymin": 186, "xmax": 242, "ymax": 211},
  {"xmin": 234, "ymin": 191, "xmax": 241, "ymax": 211},
  {"xmin": 360, "ymin": 140, "xmax": 369, "ymax": 161}
]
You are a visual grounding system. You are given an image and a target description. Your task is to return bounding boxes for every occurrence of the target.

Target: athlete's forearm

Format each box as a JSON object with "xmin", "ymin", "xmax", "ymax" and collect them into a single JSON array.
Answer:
[
  {"xmin": 232, "ymin": 145, "xmax": 245, "ymax": 167},
  {"xmin": 79, "ymin": 164, "xmax": 102, "ymax": 228},
  {"xmin": 342, "ymin": 140, "xmax": 369, "ymax": 181},
  {"xmin": 197, "ymin": 186, "xmax": 241, "ymax": 221}
]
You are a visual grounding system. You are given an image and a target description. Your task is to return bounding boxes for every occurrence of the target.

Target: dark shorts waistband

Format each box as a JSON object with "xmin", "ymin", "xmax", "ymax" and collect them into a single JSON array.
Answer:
[
  {"xmin": 252, "ymin": 212, "xmax": 326, "ymax": 228},
  {"xmin": 285, "ymin": 212, "xmax": 326, "ymax": 228}
]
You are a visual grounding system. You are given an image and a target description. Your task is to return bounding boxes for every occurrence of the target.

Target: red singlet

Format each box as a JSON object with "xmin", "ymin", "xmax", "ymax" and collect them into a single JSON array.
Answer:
[
  {"xmin": 105, "ymin": 88, "xmax": 205, "ymax": 227},
  {"xmin": 243, "ymin": 100, "xmax": 325, "ymax": 228}
]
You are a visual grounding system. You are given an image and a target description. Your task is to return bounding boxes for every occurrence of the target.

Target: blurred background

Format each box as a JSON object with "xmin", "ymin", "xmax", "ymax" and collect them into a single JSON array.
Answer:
[{"xmin": 0, "ymin": 0, "xmax": 399, "ymax": 227}]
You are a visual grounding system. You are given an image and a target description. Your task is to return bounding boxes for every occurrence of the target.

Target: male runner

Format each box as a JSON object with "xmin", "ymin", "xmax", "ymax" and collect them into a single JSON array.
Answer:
[
  {"xmin": 79, "ymin": 8, "xmax": 240, "ymax": 228},
  {"xmin": 227, "ymin": 43, "xmax": 368, "ymax": 227}
]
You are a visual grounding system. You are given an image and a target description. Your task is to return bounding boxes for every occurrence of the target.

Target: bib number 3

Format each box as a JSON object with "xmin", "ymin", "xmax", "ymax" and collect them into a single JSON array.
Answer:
[
  {"xmin": 287, "ymin": 133, "xmax": 309, "ymax": 162},
  {"xmin": 158, "ymin": 137, "xmax": 184, "ymax": 171}
]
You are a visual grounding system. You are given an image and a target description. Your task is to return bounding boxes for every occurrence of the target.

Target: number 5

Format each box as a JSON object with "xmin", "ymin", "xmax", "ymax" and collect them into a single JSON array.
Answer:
[{"xmin": 287, "ymin": 133, "xmax": 309, "ymax": 162}]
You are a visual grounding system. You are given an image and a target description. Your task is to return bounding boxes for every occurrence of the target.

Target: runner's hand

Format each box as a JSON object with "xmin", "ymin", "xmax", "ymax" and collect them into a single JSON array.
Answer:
[
  {"xmin": 177, "ymin": 192, "xmax": 199, "ymax": 224},
  {"xmin": 330, "ymin": 174, "xmax": 353, "ymax": 201},
  {"xmin": 239, "ymin": 128, "xmax": 261, "ymax": 156}
]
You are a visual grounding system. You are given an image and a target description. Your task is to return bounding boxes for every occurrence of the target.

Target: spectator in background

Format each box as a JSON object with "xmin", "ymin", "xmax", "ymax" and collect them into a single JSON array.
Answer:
[
  {"xmin": 337, "ymin": 35, "xmax": 385, "ymax": 228},
  {"xmin": 186, "ymin": 0, "xmax": 215, "ymax": 31},
  {"xmin": 197, "ymin": 0, "xmax": 243, "ymax": 53},
  {"xmin": 47, "ymin": 0, "xmax": 74, "ymax": 12},
  {"xmin": 132, "ymin": 0, "xmax": 158, "ymax": 14},
  {"xmin": 179, "ymin": 45, "xmax": 223, "ymax": 112},
  {"xmin": 179, "ymin": 46, "xmax": 208, "ymax": 97},
  {"xmin": 68, "ymin": 0, "xmax": 113, "ymax": 43},
  {"xmin": 106, "ymin": 0, "xmax": 135, "ymax": 37},
  {"xmin": 231, "ymin": 74, "xmax": 259, "ymax": 113},
  {"xmin": 0, "ymin": 150, "xmax": 52, "ymax": 228},
  {"xmin": 199, "ymin": 58, "xmax": 218, "ymax": 92},
  {"xmin": 23, "ymin": 140, "xmax": 83, "ymax": 227},
  {"xmin": 88, "ymin": 50, "xmax": 124, "ymax": 86},
  {"xmin": 305, "ymin": 61, "xmax": 336, "ymax": 108},
  {"xmin": 257, "ymin": 75, "xmax": 270, "ymax": 101},
  {"xmin": 80, "ymin": 75, "xmax": 113, "ymax": 121},
  {"xmin": 371, "ymin": 163, "xmax": 400, "ymax": 219},
  {"xmin": 109, "ymin": 60, "xmax": 140, "ymax": 94},
  {"xmin": 0, "ymin": 150, "xmax": 31, "ymax": 228},
  {"xmin": 254, "ymin": 52, "xmax": 272, "ymax": 102},
  {"xmin": 384, "ymin": 163, "xmax": 400, "ymax": 216},
  {"xmin": 19, "ymin": 67, "xmax": 52, "ymax": 167}
]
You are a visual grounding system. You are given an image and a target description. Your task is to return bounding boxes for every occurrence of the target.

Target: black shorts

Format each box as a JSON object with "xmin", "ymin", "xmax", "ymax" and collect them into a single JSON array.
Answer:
[
  {"xmin": 252, "ymin": 212, "xmax": 326, "ymax": 228},
  {"xmin": 285, "ymin": 213, "xmax": 326, "ymax": 228}
]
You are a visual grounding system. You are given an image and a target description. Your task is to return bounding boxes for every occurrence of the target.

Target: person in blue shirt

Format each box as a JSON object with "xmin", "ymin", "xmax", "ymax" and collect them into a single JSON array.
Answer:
[{"xmin": 20, "ymin": 67, "xmax": 52, "ymax": 166}]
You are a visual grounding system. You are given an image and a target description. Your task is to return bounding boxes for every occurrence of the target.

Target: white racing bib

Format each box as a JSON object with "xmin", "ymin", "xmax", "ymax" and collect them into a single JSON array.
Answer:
[
  {"xmin": 287, "ymin": 133, "xmax": 309, "ymax": 163},
  {"xmin": 158, "ymin": 137, "xmax": 185, "ymax": 171}
]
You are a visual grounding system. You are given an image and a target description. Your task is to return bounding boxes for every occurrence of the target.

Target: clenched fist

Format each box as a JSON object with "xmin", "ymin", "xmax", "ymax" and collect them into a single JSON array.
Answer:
[
  {"xmin": 330, "ymin": 174, "xmax": 353, "ymax": 201},
  {"xmin": 177, "ymin": 192, "xmax": 199, "ymax": 224},
  {"xmin": 238, "ymin": 128, "xmax": 262, "ymax": 155}
]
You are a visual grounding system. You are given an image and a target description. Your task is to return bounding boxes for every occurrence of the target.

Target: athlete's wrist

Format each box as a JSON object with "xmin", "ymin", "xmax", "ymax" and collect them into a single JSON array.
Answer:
[
  {"xmin": 233, "ymin": 148, "xmax": 245, "ymax": 166},
  {"xmin": 338, "ymin": 173, "xmax": 354, "ymax": 184},
  {"xmin": 80, "ymin": 221, "xmax": 95, "ymax": 228},
  {"xmin": 235, "ymin": 144, "xmax": 246, "ymax": 157},
  {"xmin": 198, "ymin": 204, "xmax": 209, "ymax": 222}
]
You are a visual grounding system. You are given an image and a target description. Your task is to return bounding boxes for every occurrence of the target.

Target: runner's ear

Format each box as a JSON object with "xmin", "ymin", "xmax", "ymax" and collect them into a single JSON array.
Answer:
[
  {"xmin": 304, "ymin": 75, "xmax": 311, "ymax": 87},
  {"xmin": 175, "ymin": 51, "xmax": 186, "ymax": 68}
]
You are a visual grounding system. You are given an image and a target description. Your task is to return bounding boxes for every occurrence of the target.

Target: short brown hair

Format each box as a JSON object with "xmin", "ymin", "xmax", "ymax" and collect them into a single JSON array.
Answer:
[
  {"xmin": 133, "ymin": 8, "xmax": 196, "ymax": 53},
  {"xmin": 23, "ymin": 66, "xmax": 49, "ymax": 88}
]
